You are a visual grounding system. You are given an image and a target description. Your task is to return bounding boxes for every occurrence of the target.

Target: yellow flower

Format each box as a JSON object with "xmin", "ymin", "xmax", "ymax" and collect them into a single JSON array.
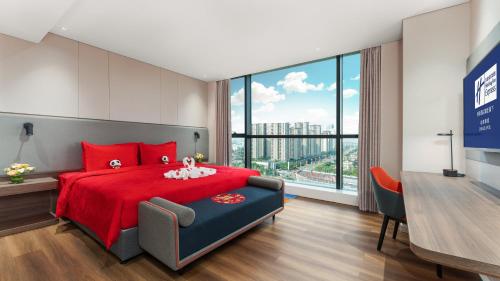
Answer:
[{"xmin": 7, "ymin": 170, "xmax": 17, "ymax": 176}]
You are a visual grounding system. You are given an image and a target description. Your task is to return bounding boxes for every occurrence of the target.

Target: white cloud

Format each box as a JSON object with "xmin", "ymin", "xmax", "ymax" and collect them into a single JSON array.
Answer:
[
  {"xmin": 351, "ymin": 74, "xmax": 360, "ymax": 81},
  {"xmin": 254, "ymin": 103, "xmax": 275, "ymax": 113},
  {"xmin": 231, "ymin": 110, "xmax": 244, "ymax": 133},
  {"xmin": 277, "ymin": 72, "xmax": 324, "ymax": 93},
  {"xmin": 231, "ymin": 110, "xmax": 241, "ymax": 121},
  {"xmin": 231, "ymin": 88, "xmax": 244, "ymax": 106},
  {"xmin": 305, "ymin": 108, "xmax": 329, "ymax": 119},
  {"xmin": 343, "ymin": 111, "xmax": 359, "ymax": 134},
  {"xmin": 327, "ymin": 82, "xmax": 336, "ymax": 91},
  {"xmin": 343, "ymin": 88, "xmax": 359, "ymax": 99},
  {"xmin": 232, "ymin": 82, "xmax": 285, "ymax": 106},
  {"xmin": 252, "ymin": 82, "xmax": 285, "ymax": 104}
]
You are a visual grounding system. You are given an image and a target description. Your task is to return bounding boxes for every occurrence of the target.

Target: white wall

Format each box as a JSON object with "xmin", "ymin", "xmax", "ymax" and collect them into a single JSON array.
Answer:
[
  {"xmin": 0, "ymin": 32, "xmax": 208, "ymax": 128},
  {"xmin": 380, "ymin": 40, "xmax": 402, "ymax": 179},
  {"xmin": 470, "ymin": 0, "xmax": 500, "ymax": 50},
  {"xmin": 402, "ymin": 4, "xmax": 470, "ymax": 173}
]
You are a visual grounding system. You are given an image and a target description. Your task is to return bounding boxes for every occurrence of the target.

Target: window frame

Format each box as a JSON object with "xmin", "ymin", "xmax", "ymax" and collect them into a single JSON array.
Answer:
[{"xmin": 231, "ymin": 53, "xmax": 359, "ymax": 190}]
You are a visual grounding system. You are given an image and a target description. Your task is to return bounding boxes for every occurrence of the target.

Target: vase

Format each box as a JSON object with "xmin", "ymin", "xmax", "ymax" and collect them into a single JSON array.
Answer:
[{"xmin": 10, "ymin": 175, "xmax": 24, "ymax": 184}]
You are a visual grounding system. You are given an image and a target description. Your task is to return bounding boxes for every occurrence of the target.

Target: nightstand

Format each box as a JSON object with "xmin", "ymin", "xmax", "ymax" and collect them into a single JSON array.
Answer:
[{"xmin": 0, "ymin": 177, "xmax": 59, "ymax": 237}]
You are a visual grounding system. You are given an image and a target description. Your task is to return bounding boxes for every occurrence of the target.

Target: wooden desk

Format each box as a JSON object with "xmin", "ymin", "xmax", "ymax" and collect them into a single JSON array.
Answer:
[
  {"xmin": 401, "ymin": 171, "xmax": 500, "ymax": 278},
  {"xmin": 0, "ymin": 177, "xmax": 59, "ymax": 237}
]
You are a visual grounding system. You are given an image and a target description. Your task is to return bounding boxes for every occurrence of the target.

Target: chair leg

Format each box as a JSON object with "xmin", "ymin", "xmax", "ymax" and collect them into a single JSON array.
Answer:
[
  {"xmin": 377, "ymin": 215, "xmax": 390, "ymax": 251},
  {"xmin": 392, "ymin": 220, "xmax": 400, "ymax": 239},
  {"xmin": 436, "ymin": 264, "xmax": 443, "ymax": 278}
]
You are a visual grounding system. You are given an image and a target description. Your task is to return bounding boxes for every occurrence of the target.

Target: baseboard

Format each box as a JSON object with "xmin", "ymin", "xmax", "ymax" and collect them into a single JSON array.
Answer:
[{"xmin": 284, "ymin": 183, "xmax": 357, "ymax": 206}]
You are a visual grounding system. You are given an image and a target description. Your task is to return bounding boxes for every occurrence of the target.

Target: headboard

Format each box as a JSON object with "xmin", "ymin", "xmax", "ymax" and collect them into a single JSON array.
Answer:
[{"xmin": 0, "ymin": 113, "xmax": 209, "ymax": 174}]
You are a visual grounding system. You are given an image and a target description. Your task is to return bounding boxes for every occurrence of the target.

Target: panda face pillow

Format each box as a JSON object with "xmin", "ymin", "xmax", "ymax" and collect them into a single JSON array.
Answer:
[
  {"xmin": 109, "ymin": 159, "xmax": 122, "ymax": 169},
  {"xmin": 161, "ymin": 155, "xmax": 169, "ymax": 164},
  {"xmin": 139, "ymin": 142, "xmax": 176, "ymax": 165}
]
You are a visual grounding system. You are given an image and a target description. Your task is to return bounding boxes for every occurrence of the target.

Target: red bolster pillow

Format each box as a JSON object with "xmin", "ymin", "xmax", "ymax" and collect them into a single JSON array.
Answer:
[
  {"xmin": 139, "ymin": 142, "xmax": 177, "ymax": 165},
  {"xmin": 81, "ymin": 142, "xmax": 139, "ymax": 171}
]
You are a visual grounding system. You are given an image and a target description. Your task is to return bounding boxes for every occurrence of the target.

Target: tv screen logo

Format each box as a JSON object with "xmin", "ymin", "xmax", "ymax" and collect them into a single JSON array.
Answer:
[{"xmin": 475, "ymin": 63, "xmax": 497, "ymax": 109}]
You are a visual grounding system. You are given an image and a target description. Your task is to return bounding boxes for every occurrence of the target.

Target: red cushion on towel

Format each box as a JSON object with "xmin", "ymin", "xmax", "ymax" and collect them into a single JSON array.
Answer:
[
  {"xmin": 139, "ymin": 142, "xmax": 177, "ymax": 165},
  {"xmin": 81, "ymin": 142, "xmax": 139, "ymax": 171}
]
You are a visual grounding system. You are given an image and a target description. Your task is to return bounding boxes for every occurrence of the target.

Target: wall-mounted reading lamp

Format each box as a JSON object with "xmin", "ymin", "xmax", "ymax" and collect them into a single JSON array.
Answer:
[
  {"xmin": 194, "ymin": 131, "xmax": 200, "ymax": 153},
  {"xmin": 23, "ymin": 122, "xmax": 34, "ymax": 136}
]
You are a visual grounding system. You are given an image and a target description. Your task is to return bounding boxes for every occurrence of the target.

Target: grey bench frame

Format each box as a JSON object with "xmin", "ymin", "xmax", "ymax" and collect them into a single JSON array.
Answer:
[{"xmin": 138, "ymin": 176, "xmax": 285, "ymax": 271}]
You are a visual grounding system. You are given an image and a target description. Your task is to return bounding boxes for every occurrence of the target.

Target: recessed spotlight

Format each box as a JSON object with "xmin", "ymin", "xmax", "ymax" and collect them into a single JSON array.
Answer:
[
  {"xmin": 202, "ymin": 74, "xmax": 207, "ymax": 78},
  {"xmin": 315, "ymin": 47, "xmax": 321, "ymax": 52},
  {"xmin": 61, "ymin": 27, "xmax": 67, "ymax": 31}
]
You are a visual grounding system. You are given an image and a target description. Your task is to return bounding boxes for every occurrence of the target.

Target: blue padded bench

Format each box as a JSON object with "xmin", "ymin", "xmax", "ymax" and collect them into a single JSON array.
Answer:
[{"xmin": 138, "ymin": 176, "xmax": 284, "ymax": 271}]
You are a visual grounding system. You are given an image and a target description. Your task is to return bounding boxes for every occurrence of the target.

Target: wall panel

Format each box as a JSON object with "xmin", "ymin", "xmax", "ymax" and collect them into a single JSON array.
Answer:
[
  {"xmin": 402, "ymin": 4, "xmax": 469, "ymax": 173},
  {"xmin": 178, "ymin": 75, "xmax": 208, "ymax": 127},
  {"xmin": 109, "ymin": 53, "xmax": 162, "ymax": 123},
  {"xmin": 0, "ymin": 33, "xmax": 78, "ymax": 117},
  {"xmin": 78, "ymin": 43, "xmax": 110, "ymax": 119},
  {"xmin": 160, "ymin": 69, "xmax": 179, "ymax": 125}
]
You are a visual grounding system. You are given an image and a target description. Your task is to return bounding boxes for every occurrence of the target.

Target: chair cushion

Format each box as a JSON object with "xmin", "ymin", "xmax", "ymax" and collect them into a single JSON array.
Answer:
[
  {"xmin": 179, "ymin": 186, "xmax": 282, "ymax": 259},
  {"xmin": 370, "ymin": 167, "xmax": 402, "ymax": 193}
]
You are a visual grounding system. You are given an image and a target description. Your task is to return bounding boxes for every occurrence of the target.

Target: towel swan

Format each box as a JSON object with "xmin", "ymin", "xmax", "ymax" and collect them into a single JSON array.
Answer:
[{"xmin": 164, "ymin": 157, "xmax": 216, "ymax": 180}]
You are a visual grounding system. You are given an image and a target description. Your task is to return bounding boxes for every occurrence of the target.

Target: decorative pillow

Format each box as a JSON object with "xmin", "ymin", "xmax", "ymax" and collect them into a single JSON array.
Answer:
[
  {"xmin": 81, "ymin": 142, "xmax": 139, "ymax": 171},
  {"xmin": 140, "ymin": 142, "xmax": 177, "ymax": 165}
]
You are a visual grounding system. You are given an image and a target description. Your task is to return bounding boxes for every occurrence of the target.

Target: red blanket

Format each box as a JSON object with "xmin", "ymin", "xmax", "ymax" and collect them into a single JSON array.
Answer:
[{"xmin": 56, "ymin": 163, "xmax": 259, "ymax": 248}]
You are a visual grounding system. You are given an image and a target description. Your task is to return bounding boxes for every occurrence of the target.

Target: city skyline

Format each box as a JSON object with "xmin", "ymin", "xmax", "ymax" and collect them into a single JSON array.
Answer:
[{"xmin": 251, "ymin": 122, "xmax": 336, "ymax": 162}]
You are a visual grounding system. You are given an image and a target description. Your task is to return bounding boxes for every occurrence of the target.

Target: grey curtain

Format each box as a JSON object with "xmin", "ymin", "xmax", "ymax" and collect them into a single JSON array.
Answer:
[
  {"xmin": 358, "ymin": 46, "xmax": 381, "ymax": 212},
  {"xmin": 215, "ymin": 80, "xmax": 231, "ymax": 166}
]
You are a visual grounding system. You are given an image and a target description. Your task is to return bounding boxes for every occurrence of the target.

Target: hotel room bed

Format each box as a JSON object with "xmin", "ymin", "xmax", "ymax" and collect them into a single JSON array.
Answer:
[{"xmin": 56, "ymin": 163, "xmax": 260, "ymax": 261}]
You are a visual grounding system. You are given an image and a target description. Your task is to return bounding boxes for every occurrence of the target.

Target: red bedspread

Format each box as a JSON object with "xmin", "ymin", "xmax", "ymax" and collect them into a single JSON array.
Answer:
[{"xmin": 56, "ymin": 163, "xmax": 259, "ymax": 248}]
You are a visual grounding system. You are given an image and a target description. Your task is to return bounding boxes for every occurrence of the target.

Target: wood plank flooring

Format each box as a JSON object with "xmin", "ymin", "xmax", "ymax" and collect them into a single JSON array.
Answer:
[{"xmin": 0, "ymin": 197, "xmax": 480, "ymax": 281}]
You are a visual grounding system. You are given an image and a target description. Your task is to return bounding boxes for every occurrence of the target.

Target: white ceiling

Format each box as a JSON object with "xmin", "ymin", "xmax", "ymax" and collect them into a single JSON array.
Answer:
[
  {"xmin": 0, "ymin": 0, "xmax": 76, "ymax": 42},
  {"xmin": 1, "ymin": 0, "xmax": 467, "ymax": 81}
]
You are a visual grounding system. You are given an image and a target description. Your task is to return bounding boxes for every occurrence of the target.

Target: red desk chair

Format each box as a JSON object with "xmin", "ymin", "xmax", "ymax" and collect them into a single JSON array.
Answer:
[
  {"xmin": 370, "ymin": 167, "xmax": 443, "ymax": 278},
  {"xmin": 369, "ymin": 167, "xmax": 405, "ymax": 251}
]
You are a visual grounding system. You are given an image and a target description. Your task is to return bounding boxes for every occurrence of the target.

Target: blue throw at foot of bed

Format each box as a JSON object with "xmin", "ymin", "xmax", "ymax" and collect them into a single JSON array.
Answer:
[{"xmin": 138, "ymin": 176, "xmax": 285, "ymax": 271}]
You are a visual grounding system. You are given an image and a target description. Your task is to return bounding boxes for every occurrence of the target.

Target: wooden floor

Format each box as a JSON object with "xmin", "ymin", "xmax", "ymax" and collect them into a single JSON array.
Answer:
[{"xmin": 0, "ymin": 197, "xmax": 480, "ymax": 281}]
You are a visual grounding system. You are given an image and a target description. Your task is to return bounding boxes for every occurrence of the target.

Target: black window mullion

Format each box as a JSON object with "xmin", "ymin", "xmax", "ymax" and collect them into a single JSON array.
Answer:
[
  {"xmin": 244, "ymin": 75, "xmax": 252, "ymax": 168},
  {"xmin": 336, "ymin": 55, "xmax": 343, "ymax": 190}
]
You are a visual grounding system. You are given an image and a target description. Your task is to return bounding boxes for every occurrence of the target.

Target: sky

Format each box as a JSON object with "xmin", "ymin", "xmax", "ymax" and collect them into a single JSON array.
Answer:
[{"xmin": 231, "ymin": 53, "xmax": 360, "ymax": 135}]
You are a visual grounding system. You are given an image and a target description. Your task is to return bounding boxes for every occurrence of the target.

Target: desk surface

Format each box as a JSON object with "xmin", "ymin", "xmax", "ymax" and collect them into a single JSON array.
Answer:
[{"xmin": 401, "ymin": 171, "xmax": 500, "ymax": 278}]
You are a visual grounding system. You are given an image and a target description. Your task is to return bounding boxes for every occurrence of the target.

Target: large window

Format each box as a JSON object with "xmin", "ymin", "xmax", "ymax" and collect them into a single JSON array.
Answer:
[{"xmin": 230, "ymin": 53, "xmax": 360, "ymax": 191}]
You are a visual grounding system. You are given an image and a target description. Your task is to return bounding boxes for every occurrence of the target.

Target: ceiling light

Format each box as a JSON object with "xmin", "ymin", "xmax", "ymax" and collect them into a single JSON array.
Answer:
[
  {"xmin": 61, "ymin": 27, "xmax": 67, "ymax": 31},
  {"xmin": 315, "ymin": 47, "xmax": 321, "ymax": 52}
]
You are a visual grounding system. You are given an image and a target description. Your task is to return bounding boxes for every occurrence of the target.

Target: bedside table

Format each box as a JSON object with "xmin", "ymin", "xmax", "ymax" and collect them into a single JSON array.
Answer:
[{"xmin": 0, "ymin": 177, "xmax": 59, "ymax": 237}]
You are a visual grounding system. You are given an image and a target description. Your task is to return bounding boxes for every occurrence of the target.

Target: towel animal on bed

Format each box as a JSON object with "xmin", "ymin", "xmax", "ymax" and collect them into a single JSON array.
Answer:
[{"xmin": 164, "ymin": 157, "xmax": 216, "ymax": 180}]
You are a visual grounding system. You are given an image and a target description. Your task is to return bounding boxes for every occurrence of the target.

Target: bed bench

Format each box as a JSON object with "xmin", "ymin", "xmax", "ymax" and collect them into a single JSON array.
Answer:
[{"xmin": 138, "ymin": 176, "xmax": 284, "ymax": 271}]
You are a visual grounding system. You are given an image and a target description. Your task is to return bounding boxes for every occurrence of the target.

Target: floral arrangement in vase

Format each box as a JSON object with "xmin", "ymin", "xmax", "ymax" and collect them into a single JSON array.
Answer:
[
  {"xmin": 194, "ymin": 152, "xmax": 205, "ymax": 163},
  {"xmin": 4, "ymin": 163, "xmax": 35, "ymax": 184}
]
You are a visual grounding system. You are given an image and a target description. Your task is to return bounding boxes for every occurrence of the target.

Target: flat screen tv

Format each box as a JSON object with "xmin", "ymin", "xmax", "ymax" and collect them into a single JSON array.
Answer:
[{"xmin": 464, "ymin": 43, "xmax": 499, "ymax": 150}]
